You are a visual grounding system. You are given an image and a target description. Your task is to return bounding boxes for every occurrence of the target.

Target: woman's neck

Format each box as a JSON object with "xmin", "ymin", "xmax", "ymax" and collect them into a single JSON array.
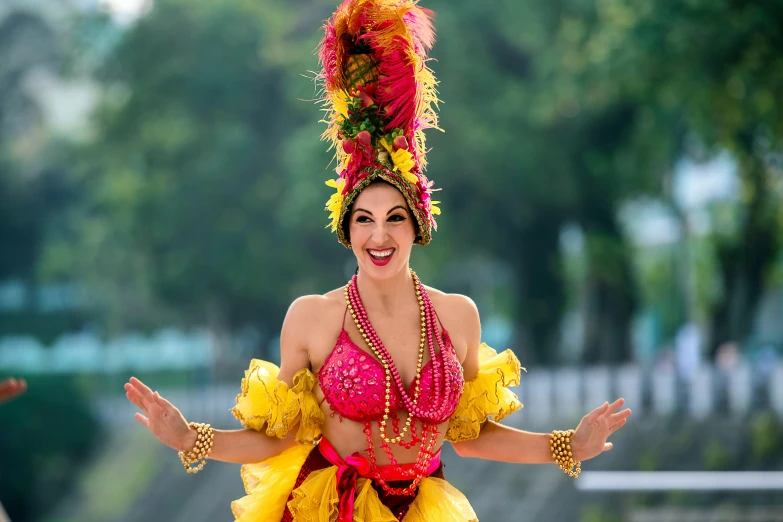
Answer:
[{"xmin": 355, "ymin": 266, "xmax": 416, "ymax": 314}]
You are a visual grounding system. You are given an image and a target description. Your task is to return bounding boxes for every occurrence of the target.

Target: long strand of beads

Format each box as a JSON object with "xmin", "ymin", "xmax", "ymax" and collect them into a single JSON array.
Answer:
[
  {"xmin": 373, "ymin": 422, "xmax": 441, "ymax": 496},
  {"xmin": 391, "ymin": 284, "xmax": 451, "ymax": 419},
  {"xmin": 391, "ymin": 411, "xmax": 420, "ymax": 449},
  {"xmin": 348, "ymin": 272, "xmax": 453, "ymax": 423},
  {"xmin": 346, "ymin": 285, "xmax": 417, "ymax": 445},
  {"xmin": 346, "ymin": 269, "xmax": 452, "ymax": 495},
  {"xmin": 424, "ymin": 288, "xmax": 454, "ymax": 402},
  {"xmin": 345, "ymin": 278, "xmax": 423, "ymax": 443},
  {"xmin": 423, "ymin": 290, "xmax": 443, "ymax": 402}
]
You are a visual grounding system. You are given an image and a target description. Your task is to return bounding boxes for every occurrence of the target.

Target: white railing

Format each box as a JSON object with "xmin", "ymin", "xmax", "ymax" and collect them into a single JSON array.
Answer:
[
  {"xmin": 629, "ymin": 509, "xmax": 783, "ymax": 522},
  {"xmin": 577, "ymin": 471, "xmax": 783, "ymax": 491}
]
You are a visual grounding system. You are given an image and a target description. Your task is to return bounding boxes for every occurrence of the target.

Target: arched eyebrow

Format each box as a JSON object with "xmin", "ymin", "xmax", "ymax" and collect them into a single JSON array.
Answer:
[{"xmin": 354, "ymin": 205, "xmax": 408, "ymax": 216}]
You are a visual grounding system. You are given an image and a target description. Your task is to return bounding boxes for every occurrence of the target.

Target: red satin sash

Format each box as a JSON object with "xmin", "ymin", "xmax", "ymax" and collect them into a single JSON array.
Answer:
[{"xmin": 317, "ymin": 437, "xmax": 442, "ymax": 522}]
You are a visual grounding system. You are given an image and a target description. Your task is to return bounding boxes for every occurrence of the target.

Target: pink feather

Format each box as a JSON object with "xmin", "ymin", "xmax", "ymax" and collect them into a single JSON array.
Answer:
[{"xmin": 318, "ymin": 23, "xmax": 340, "ymax": 90}]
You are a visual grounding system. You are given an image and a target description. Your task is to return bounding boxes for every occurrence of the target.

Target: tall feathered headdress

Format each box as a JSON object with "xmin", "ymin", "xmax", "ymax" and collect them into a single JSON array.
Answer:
[{"xmin": 319, "ymin": 0, "xmax": 441, "ymax": 247}]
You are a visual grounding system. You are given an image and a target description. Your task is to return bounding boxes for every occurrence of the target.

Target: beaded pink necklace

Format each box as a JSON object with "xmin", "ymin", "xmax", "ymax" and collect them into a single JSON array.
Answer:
[{"xmin": 345, "ymin": 270, "xmax": 454, "ymax": 495}]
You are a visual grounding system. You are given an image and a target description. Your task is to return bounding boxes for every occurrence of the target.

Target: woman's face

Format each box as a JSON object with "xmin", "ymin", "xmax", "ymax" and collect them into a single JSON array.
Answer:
[{"xmin": 349, "ymin": 182, "xmax": 416, "ymax": 280}]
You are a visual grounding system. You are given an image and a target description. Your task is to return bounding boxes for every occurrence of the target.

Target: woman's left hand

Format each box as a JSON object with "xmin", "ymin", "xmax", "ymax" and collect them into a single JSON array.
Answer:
[{"xmin": 570, "ymin": 398, "xmax": 632, "ymax": 462}]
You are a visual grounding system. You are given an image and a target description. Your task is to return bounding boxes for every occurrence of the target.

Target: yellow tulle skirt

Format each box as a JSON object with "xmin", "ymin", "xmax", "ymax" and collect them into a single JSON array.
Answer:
[{"xmin": 231, "ymin": 444, "xmax": 478, "ymax": 522}]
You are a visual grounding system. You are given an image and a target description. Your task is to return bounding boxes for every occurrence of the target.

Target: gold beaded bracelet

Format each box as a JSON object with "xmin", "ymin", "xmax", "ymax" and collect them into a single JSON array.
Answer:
[
  {"xmin": 177, "ymin": 422, "xmax": 215, "ymax": 474},
  {"xmin": 550, "ymin": 429, "xmax": 581, "ymax": 478}
]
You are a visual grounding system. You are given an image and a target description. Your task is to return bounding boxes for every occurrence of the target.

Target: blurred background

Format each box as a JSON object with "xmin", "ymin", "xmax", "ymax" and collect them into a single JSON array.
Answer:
[{"xmin": 1, "ymin": 0, "xmax": 782, "ymax": 520}]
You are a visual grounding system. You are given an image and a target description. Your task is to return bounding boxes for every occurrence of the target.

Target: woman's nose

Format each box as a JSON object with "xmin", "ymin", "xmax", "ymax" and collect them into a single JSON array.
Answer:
[{"xmin": 371, "ymin": 222, "xmax": 389, "ymax": 243}]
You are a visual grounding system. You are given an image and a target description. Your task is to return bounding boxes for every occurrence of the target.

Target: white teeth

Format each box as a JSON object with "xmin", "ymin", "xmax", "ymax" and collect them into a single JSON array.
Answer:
[{"xmin": 369, "ymin": 249, "xmax": 393, "ymax": 258}]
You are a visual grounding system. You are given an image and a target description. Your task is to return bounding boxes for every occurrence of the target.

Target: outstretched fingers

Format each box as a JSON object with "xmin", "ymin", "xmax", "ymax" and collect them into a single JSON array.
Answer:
[
  {"xmin": 597, "ymin": 399, "xmax": 631, "ymax": 425},
  {"xmin": 607, "ymin": 398, "xmax": 625, "ymax": 414},
  {"xmin": 134, "ymin": 412, "xmax": 150, "ymax": 429},
  {"xmin": 610, "ymin": 407, "xmax": 632, "ymax": 424},
  {"xmin": 608, "ymin": 418, "xmax": 627, "ymax": 435},
  {"xmin": 588, "ymin": 401, "xmax": 610, "ymax": 421},
  {"xmin": 126, "ymin": 378, "xmax": 170, "ymax": 428},
  {"xmin": 125, "ymin": 387, "xmax": 146, "ymax": 411},
  {"xmin": 128, "ymin": 377, "xmax": 155, "ymax": 401},
  {"xmin": 149, "ymin": 392, "xmax": 171, "ymax": 421},
  {"xmin": 153, "ymin": 391, "xmax": 176, "ymax": 414}
]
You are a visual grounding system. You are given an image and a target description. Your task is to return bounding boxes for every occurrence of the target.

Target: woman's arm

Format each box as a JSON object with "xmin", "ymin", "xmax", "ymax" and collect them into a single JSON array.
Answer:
[
  {"xmin": 126, "ymin": 377, "xmax": 298, "ymax": 463},
  {"xmin": 447, "ymin": 294, "xmax": 631, "ymax": 464},
  {"xmin": 125, "ymin": 296, "xmax": 317, "ymax": 465},
  {"xmin": 451, "ymin": 400, "xmax": 630, "ymax": 463}
]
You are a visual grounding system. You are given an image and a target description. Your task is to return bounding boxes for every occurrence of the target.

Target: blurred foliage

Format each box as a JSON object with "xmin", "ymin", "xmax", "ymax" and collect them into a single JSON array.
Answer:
[
  {"xmin": 0, "ymin": 9, "xmax": 59, "ymax": 148},
  {"xmin": 0, "ymin": 310, "xmax": 90, "ymax": 344},
  {"xmin": 703, "ymin": 439, "xmax": 731, "ymax": 471},
  {"xmin": 581, "ymin": 504, "xmax": 621, "ymax": 522},
  {"xmin": 626, "ymin": 417, "xmax": 783, "ymax": 513},
  {"xmin": 750, "ymin": 412, "xmax": 783, "ymax": 464},
  {"xmin": 0, "ymin": 8, "xmax": 60, "ymax": 283},
  {"xmin": 40, "ymin": 430, "xmax": 167, "ymax": 522},
  {"xmin": 581, "ymin": 0, "xmax": 783, "ymax": 356},
  {"xmin": 636, "ymin": 448, "xmax": 657, "ymax": 472},
  {"xmin": 38, "ymin": 0, "xmax": 347, "ymax": 340},
  {"xmin": 0, "ymin": 375, "xmax": 102, "ymax": 521}
]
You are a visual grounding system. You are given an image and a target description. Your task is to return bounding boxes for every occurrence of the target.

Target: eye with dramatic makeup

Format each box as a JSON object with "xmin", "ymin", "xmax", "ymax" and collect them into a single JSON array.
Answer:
[{"xmin": 354, "ymin": 213, "xmax": 406, "ymax": 223}]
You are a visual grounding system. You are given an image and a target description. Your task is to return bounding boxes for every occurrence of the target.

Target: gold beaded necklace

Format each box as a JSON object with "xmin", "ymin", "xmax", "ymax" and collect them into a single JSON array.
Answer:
[{"xmin": 344, "ymin": 269, "xmax": 426, "ymax": 445}]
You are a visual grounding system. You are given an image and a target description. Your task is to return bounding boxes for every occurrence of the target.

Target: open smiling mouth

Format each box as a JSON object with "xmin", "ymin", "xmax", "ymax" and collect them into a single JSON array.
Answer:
[{"xmin": 367, "ymin": 248, "xmax": 395, "ymax": 266}]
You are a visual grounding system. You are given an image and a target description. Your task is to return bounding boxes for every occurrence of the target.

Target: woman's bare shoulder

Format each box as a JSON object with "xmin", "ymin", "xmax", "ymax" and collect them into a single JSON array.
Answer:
[
  {"xmin": 423, "ymin": 286, "xmax": 480, "ymax": 350},
  {"xmin": 282, "ymin": 288, "xmax": 348, "ymax": 367},
  {"xmin": 423, "ymin": 288, "xmax": 481, "ymax": 373},
  {"xmin": 423, "ymin": 286, "xmax": 479, "ymax": 322},
  {"xmin": 286, "ymin": 287, "xmax": 347, "ymax": 328}
]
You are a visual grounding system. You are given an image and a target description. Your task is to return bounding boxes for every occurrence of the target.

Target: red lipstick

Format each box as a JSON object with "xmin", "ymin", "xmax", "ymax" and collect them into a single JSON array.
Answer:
[{"xmin": 368, "ymin": 249, "xmax": 394, "ymax": 266}]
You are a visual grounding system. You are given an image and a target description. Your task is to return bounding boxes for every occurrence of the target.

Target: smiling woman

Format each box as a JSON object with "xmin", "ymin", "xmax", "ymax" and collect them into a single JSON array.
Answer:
[{"xmin": 123, "ymin": 0, "xmax": 631, "ymax": 520}]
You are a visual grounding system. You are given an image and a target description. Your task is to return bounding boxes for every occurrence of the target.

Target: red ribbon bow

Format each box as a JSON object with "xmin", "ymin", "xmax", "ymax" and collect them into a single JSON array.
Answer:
[{"xmin": 335, "ymin": 452, "xmax": 373, "ymax": 522}]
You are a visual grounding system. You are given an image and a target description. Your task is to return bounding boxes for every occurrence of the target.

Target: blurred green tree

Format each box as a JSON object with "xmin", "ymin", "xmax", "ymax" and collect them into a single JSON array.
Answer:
[
  {"xmin": 578, "ymin": 0, "xmax": 783, "ymax": 356},
  {"xmin": 434, "ymin": 0, "xmax": 783, "ymax": 362},
  {"xmin": 0, "ymin": 9, "xmax": 60, "ymax": 284},
  {"xmin": 43, "ymin": 0, "xmax": 345, "ymax": 353},
  {"xmin": 430, "ymin": 0, "xmax": 676, "ymax": 363}
]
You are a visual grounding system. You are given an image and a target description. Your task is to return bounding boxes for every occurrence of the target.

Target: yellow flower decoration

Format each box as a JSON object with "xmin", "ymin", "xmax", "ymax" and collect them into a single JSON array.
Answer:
[
  {"xmin": 430, "ymin": 200, "xmax": 441, "ymax": 216},
  {"xmin": 325, "ymin": 177, "xmax": 346, "ymax": 231},
  {"xmin": 381, "ymin": 139, "xmax": 419, "ymax": 185},
  {"xmin": 331, "ymin": 90, "xmax": 350, "ymax": 118}
]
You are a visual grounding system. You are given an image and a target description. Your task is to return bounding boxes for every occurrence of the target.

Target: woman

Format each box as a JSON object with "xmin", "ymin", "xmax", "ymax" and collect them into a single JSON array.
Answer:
[{"xmin": 125, "ymin": 1, "xmax": 631, "ymax": 520}]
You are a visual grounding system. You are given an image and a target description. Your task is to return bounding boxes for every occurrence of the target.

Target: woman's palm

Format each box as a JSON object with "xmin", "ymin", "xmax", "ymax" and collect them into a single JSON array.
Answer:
[
  {"xmin": 124, "ymin": 377, "xmax": 192, "ymax": 451},
  {"xmin": 571, "ymin": 398, "xmax": 632, "ymax": 462}
]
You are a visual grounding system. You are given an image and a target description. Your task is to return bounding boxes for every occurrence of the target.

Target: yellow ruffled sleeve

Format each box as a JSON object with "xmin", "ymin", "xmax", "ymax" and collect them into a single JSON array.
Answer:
[
  {"xmin": 231, "ymin": 359, "xmax": 324, "ymax": 444},
  {"xmin": 446, "ymin": 343, "xmax": 524, "ymax": 443}
]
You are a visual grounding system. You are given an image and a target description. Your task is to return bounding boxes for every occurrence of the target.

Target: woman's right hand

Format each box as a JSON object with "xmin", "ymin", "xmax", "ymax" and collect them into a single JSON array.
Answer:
[{"xmin": 124, "ymin": 377, "xmax": 196, "ymax": 452}]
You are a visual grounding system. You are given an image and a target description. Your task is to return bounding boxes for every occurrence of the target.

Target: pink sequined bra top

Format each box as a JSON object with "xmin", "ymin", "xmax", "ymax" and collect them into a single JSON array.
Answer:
[{"xmin": 317, "ymin": 311, "xmax": 464, "ymax": 424}]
